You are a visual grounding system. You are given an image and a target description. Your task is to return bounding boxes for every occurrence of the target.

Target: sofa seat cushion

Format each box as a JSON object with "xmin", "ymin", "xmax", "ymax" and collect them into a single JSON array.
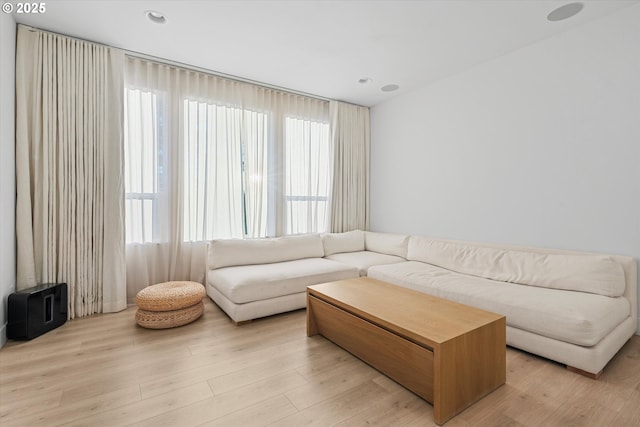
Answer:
[
  {"xmin": 208, "ymin": 258, "xmax": 358, "ymax": 304},
  {"xmin": 368, "ymin": 262, "xmax": 630, "ymax": 347},
  {"xmin": 325, "ymin": 251, "xmax": 406, "ymax": 276}
]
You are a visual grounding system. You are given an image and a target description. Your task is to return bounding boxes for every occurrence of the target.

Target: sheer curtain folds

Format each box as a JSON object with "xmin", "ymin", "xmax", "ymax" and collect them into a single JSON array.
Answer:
[
  {"xmin": 15, "ymin": 26, "xmax": 126, "ymax": 317},
  {"xmin": 124, "ymin": 58, "xmax": 331, "ymax": 300},
  {"xmin": 181, "ymin": 102, "xmax": 269, "ymax": 240},
  {"xmin": 285, "ymin": 116, "xmax": 331, "ymax": 234},
  {"xmin": 330, "ymin": 101, "xmax": 371, "ymax": 232}
]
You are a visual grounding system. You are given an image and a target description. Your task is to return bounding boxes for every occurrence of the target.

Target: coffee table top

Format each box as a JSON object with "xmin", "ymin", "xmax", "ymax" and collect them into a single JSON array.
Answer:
[{"xmin": 308, "ymin": 277, "xmax": 505, "ymax": 349}]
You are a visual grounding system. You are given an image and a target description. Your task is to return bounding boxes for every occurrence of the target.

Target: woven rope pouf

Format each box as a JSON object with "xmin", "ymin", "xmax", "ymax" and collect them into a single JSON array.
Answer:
[
  {"xmin": 135, "ymin": 281, "xmax": 206, "ymax": 329},
  {"xmin": 136, "ymin": 301, "xmax": 204, "ymax": 329}
]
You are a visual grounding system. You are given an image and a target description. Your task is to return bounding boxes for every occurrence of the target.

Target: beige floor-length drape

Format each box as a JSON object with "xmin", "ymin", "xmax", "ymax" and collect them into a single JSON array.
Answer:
[
  {"xmin": 15, "ymin": 26, "xmax": 127, "ymax": 317},
  {"xmin": 329, "ymin": 101, "xmax": 370, "ymax": 232}
]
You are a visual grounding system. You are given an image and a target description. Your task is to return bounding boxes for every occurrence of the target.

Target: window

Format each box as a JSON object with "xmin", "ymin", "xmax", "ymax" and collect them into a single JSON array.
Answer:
[
  {"xmin": 124, "ymin": 59, "xmax": 332, "ymax": 245},
  {"xmin": 124, "ymin": 88, "xmax": 164, "ymax": 244},
  {"xmin": 182, "ymin": 100, "xmax": 268, "ymax": 241},
  {"xmin": 285, "ymin": 117, "xmax": 331, "ymax": 234}
]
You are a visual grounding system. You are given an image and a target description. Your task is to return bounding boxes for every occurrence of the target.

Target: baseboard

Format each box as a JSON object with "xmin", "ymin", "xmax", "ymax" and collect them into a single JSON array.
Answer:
[{"xmin": 0, "ymin": 323, "xmax": 6, "ymax": 348}]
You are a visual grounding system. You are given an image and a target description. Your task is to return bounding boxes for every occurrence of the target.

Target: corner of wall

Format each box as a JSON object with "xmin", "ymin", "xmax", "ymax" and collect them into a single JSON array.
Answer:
[{"xmin": 0, "ymin": 11, "xmax": 17, "ymax": 348}]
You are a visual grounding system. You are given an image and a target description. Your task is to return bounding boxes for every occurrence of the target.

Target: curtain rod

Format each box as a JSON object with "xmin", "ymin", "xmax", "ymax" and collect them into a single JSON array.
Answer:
[
  {"xmin": 20, "ymin": 24, "xmax": 367, "ymax": 108},
  {"xmin": 121, "ymin": 48, "xmax": 333, "ymax": 102}
]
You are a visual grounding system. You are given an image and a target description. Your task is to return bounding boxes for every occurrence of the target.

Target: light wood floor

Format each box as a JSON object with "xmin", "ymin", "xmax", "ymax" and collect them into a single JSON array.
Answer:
[{"xmin": 1, "ymin": 298, "xmax": 639, "ymax": 427}]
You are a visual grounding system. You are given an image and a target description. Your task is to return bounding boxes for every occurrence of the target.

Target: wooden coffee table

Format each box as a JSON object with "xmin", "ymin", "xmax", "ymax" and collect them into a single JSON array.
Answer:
[{"xmin": 307, "ymin": 277, "xmax": 506, "ymax": 425}]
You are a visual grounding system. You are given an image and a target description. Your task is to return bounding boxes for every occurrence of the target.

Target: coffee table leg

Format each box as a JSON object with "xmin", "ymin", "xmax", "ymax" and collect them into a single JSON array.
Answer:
[
  {"xmin": 307, "ymin": 292, "xmax": 318, "ymax": 336},
  {"xmin": 433, "ymin": 343, "xmax": 457, "ymax": 425},
  {"xmin": 433, "ymin": 318, "xmax": 506, "ymax": 425}
]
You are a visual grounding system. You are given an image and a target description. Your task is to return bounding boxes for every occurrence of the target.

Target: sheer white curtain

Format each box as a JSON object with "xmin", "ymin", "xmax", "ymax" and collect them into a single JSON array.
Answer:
[
  {"xmin": 285, "ymin": 115, "xmax": 331, "ymax": 234},
  {"xmin": 329, "ymin": 101, "xmax": 371, "ymax": 232},
  {"xmin": 15, "ymin": 26, "xmax": 126, "ymax": 317},
  {"xmin": 124, "ymin": 57, "xmax": 330, "ymax": 300},
  {"xmin": 182, "ymin": 101, "xmax": 245, "ymax": 240}
]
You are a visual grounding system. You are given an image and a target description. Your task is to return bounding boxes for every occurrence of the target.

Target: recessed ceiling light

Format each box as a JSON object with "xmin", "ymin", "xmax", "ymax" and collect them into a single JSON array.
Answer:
[
  {"xmin": 358, "ymin": 77, "xmax": 372, "ymax": 84},
  {"xmin": 145, "ymin": 10, "xmax": 167, "ymax": 24},
  {"xmin": 381, "ymin": 84, "xmax": 399, "ymax": 92},
  {"xmin": 547, "ymin": 3, "xmax": 583, "ymax": 22}
]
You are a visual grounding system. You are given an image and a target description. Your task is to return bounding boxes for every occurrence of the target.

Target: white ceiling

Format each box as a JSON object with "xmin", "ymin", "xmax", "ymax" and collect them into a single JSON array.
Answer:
[{"xmin": 12, "ymin": 0, "xmax": 640, "ymax": 106}]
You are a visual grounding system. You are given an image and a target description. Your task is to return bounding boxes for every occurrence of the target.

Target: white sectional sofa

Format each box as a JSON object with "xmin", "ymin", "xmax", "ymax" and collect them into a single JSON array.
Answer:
[{"xmin": 206, "ymin": 230, "xmax": 637, "ymax": 376}]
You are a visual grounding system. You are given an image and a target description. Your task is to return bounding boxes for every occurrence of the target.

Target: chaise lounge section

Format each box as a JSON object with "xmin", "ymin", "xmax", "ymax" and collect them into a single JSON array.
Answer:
[{"xmin": 368, "ymin": 236, "xmax": 637, "ymax": 377}]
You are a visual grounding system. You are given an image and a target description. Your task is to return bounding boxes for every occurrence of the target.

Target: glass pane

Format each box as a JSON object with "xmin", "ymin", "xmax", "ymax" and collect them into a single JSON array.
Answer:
[
  {"xmin": 124, "ymin": 89, "xmax": 158, "ymax": 194},
  {"xmin": 286, "ymin": 199, "xmax": 328, "ymax": 235},
  {"xmin": 182, "ymin": 100, "xmax": 270, "ymax": 242},
  {"xmin": 243, "ymin": 109, "xmax": 269, "ymax": 238},
  {"xmin": 124, "ymin": 88, "xmax": 161, "ymax": 244},
  {"xmin": 285, "ymin": 117, "xmax": 331, "ymax": 234},
  {"xmin": 125, "ymin": 198, "xmax": 153, "ymax": 244}
]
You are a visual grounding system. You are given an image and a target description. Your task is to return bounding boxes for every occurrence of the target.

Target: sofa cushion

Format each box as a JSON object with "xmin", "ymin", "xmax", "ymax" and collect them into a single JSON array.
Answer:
[
  {"xmin": 208, "ymin": 258, "xmax": 359, "ymax": 304},
  {"xmin": 208, "ymin": 234, "xmax": 325, "ymax": 270},
  {"xmin": 365, "ymin": 231, "xmax": 410, "ymax": 258},
  {"xmin": 407, "ymin": 237, "xmax": 625, "ymax": 297},
  {"xmin": 322, "ymin": 230, "xmax": 365, "ymax": 256},
  {"xmin": 325, "ymin": 251, "xmax": 406, "ymax": 276},
  {"xmin": 368, "ymin": 262, "xmax": 630, "ymax": 347}
]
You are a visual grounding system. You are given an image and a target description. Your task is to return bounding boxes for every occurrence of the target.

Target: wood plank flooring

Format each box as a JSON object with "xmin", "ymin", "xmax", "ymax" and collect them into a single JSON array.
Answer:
[{"xmin": 1, "ymin": 298, "xmax": 639, "ymax": 426}]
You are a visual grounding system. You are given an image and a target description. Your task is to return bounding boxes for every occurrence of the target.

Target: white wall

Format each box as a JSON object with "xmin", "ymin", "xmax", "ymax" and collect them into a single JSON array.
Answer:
[
  {"xmin": 371, "ymin": 6, "xmax": 640, "ymax": 333},
  {"xmin": 0, "ymin": 12, "xmax": 16, "ymax": 347}
]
